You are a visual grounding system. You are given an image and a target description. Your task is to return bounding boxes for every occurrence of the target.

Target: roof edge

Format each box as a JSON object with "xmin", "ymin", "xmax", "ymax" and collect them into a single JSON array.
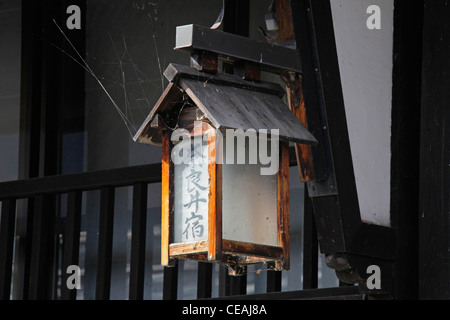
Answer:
[{"xmin": 164, "ymin": 63, "xmax": 286, "ymax": 98}]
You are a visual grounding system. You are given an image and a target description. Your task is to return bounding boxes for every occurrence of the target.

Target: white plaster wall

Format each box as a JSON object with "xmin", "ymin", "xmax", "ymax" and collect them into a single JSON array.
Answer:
[{"xmin": 330, "ymin": 0, "xmax": 393, "ymax": 226}]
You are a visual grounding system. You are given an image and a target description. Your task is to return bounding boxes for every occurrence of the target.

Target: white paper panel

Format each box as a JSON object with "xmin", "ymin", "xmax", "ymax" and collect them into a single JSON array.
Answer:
[
  {"xmin": 221, "ymin": 135, "xmax": 279, "ymax": 247},
  {"xmin": 174, "ymin": 138, "xmax": 209, "ymax": 243}
]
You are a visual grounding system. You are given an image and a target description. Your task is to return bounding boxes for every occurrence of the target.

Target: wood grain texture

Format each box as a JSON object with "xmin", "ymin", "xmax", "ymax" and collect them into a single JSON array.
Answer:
[
  {"xmin": 222, "ymin": 240, "xmax": 283, "ymax": 259},
  {"xmin": 179, "ymin": 79, "xmax": 317, "ymax": 145},
  {"xmin": 133, "ymin": 82, "xmax": 184, "ymax": 145},
  {"xmin": 275, "ymin": 0, "xmax": 295, "ymax": 42},
  {"xmin": 277, "ymin": 141, "xmax": 290, "ymax": 269},
  {"xmin": 161, "ymin": 131, "xmax": 173, "ymax": 266},
  {"xmin": 165, "ymin": 63, "xmax": 284, "ymax": 96},
  {"xmin": 276, "ymin": 0, "xmax": 314, "ymax": 182},
  {"xmin": 207, "ymin": 130, "xmax": 222, "ymax": 261},
  {"xmin": 169, "ymin": 241, "xmax": 208, "ymax": 256},
  {"xmin": 284, "ymin": 73, "xmax": 315, "ymax": 182}
]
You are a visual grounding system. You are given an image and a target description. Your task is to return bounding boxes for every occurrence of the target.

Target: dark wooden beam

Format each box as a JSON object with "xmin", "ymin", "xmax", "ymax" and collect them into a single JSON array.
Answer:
[
  {"xmin": 390, "ymin": 0, "xmax": 423, "ymax": 300},
  {"xmin": 175, "ymin": 24, "xmax": 302, "ymax": 74},
  {"xmin": 0, "ymin": 163, "xmax": 161, "ymax": 200},
  {"xmin": 163, "ymin": 262, "xmax": 178, "ymax": 300},
  {"xmin": 266, "ymin": 264, "xmax": 282, "ymax": 293},
  {"xmin": 302, "ymin": 188, "xmax": 318, "ymax": 289},
  {"xmin": 223, "ymin": 0, "xmax": 249, "ymax": 37},
  {"xmin": 197, "ymin": 262, "xmax": 213, "ymax": 299},
  {"xmin": 419, "ymin": 0, "xmax": 450, "ymax": 300},
  {"xmin": 209, "ymin": 285, "xmax": 361, "ymax": 300},
  {"xmin": 290, "ymin": 0, "xmax": 395, "ymax": 262}
]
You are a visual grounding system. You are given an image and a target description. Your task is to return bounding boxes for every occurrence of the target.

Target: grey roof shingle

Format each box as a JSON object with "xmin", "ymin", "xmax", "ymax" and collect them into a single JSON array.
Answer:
[{"xmin": 134, "ymin": 63, "xmax": 317, "ymax": 146}]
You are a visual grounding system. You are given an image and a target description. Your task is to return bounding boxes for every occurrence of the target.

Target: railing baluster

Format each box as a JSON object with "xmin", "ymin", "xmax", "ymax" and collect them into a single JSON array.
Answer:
[
  {"xmin": 303, "ymin": 187, "xmax": 318, "ymax": 289},
  {"xmin": 129, "ymin": 183, "xmax": 148, "ymax": 300},
  {"xmin": 163, "ymin": 261, "xmax": 178, "ymax": 300},
  {"xmin": 266, "ymin": 263, "xmax": 282, "ymax": 292},
  {"xmin": 0, "ymin": 163, "xmax": 169, "ymax": 300},
  {"xmin": 0, "ymin": 199, "xmax": 17, "ymax": 300},
  {"xmin": 16, "ymin": 198, "xmax": 35, "ymax": 300},
  {"xmin": 61, "ymin": 191, "xmax": 82, "ymax": 300},
  {"xmin": 28, "ymin": 194, "xmax": 57, "ymax": 299},
  {"xmin": 95, "ymin": 187, "xmax": 115, "ymax": 300},
  {"xmin": 197, "ymin": 262, "xmax": 212, "ymax": 299},
  {"xmin": 225, "ymin": 270, "xmax": 247, "ymax": 296}
]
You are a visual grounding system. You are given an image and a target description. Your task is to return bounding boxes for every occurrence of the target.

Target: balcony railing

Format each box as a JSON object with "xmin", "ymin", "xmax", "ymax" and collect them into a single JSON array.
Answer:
[{"xmin": 0, "ymin": 149, "xmax": 357, "ymax": 300}]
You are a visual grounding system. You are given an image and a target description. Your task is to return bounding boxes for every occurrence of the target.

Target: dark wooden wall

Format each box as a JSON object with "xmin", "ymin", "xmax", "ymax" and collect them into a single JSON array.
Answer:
[
  {"xmin": 390, "ymin": 0, "xmax": 423, "ymax": 300},
  {"xmin": 419, "ymin": 0, "xmax": 450, "ymax": 300}
]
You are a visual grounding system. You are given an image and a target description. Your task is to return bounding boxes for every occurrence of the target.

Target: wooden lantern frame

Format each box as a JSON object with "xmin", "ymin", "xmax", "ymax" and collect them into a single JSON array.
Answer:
[
  {"xmin": 134, "ymin": 63, "xmax": 317, "ymax": 275},
  {"xmin": 161, "ymin": 126, "xmax": 291, "ymax": 275}
]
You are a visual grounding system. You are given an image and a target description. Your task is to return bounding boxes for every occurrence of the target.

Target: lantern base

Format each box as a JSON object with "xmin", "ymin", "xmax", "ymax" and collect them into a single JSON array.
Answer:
[
  {"xmin": 166, "ymin": 251, "xmax": 287, "ymax": 276},
  {"xmin": 166, "ymin": 255, "xmax": 285, "ymax": 276},
  {"xmin": 226, "ymin": 260, "xmax": 284, "ymax": 276},
  {"xmin": 165, "ymin": 239, "xmax": 289, "ymax": 275}
]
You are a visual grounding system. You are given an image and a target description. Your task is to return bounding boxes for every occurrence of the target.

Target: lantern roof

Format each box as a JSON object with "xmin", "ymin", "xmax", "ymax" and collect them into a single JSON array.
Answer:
[{"xmin": 134, "ymin": 63, "xmax": 317, "ymax": 146}]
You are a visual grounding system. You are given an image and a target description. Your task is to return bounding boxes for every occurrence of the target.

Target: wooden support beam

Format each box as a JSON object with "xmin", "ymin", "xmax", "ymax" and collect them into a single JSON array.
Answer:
[
  {"xmin": 276, "ymin": 0, "xmax": 315, "ymax": 182},
  {"xmin": 275, "ymin": 0, "xmax": 295, "ymax": 42},
  {"xmin": 190, "ymin": 51, "xmax": 218, "ymax": 73},
  {"xmin": 207, "ymin": 130, "xmax": 222, "ymax": 262},
  {"xmin": 281, "ymin": 71, "xmax": 315, "ymax": 182},
  {"xmin": 303, "ymin": 188, "xmax": 318, "ymax": 289},
  {"xmin": 419, "ymin": 0, "xmax": 450, "ymax": 299},
  {"xmin": 277, "ymin": 141, "xmax": 290, "ymax": 269},
  {"xmin": 161, "ymin": 131, "xmax": 174, "ymax": 267},
  {"xmin": 391, "ymin": 0, "xmax": 422, "ymax": 300},
  {"xmin": 175, "ymin": 24, "xmax": 302, "ymax": 74}
]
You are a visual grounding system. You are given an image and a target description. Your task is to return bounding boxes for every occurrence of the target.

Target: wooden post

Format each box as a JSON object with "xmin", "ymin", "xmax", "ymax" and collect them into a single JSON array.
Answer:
[
  {"xmin": 391, "ymin": 0, "xmax": 422, "ymax": 299},
  {"xmin": 282, "ymin": 71, "xmax": 315, "ymax": 182},
  {"xmin": 207, "ymin": 130, "xmax": 222, "ymax": 262},
  {"xmin": 278, "ymin": 141, "xmax": 290, "ymax": 269},
  {"xmin": 161, "ymin": 131, "xmax": 174, "ymax": 266},
  {"xmin": 276, "ymin": 0, "xmax": 315, "ymax": 182},
  {"xmin": 419, "ymin": 0, "xmax": 450, "ymax": 299},
  {"xmin": 190, "ymin": 51, "xmax": 218, "ymax": 73}
]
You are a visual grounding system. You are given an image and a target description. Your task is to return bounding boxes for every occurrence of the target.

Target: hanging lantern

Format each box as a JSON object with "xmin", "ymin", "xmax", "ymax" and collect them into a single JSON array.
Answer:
[{"xmin": 134, "ymin": 62, "xmax": 316, "ymax": 275}]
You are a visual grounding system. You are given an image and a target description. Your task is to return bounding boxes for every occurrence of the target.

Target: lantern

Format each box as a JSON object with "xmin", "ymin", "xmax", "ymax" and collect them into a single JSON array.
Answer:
[{"xmin": 134, "ymin": 62, "xmax": 317, "ymax": 275}]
